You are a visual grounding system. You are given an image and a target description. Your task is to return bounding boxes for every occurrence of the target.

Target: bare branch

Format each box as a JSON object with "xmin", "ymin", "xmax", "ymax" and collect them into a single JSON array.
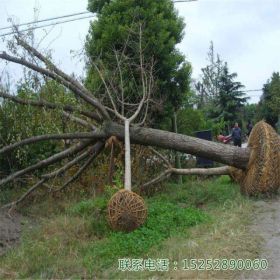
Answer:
[
  {"xmin": 114, "ymin": 50, "xmax": 125, "ymax": 116},
  {"xmin": 56, "ymin": 141, "xmax": 104, "ymax": 192},
  {"xmin": 62, "ymin": 111, "xmax": 96, "ymax": 130},
  {"xmin": 0, "ymin": 87, "xmax": 101, "ymax": 122},
  {"xmin": 171, "ymin": 166, "xmax": 230, "ymax": 176},
  {"xmin": 1, "ymin": 143, "xmax": 104, "ymax": 209},
  {"xmin": 92, "ymin": 61, "xmax": 124, "ymax": 120},
  {"xmin": 141, "ymin": 166, "xmax": 230, "ymax": 188},
  {"xmin": 0, "ymin": 131, "xmax": 106, "ymax": 155},
  {"xmin": 0, "ymin": 139, "xmax": 93, "ymax": 187},
  {"xmin": 141, "ymin": 169, "xmax": 172, "ymax": 188},
  {"xmin": 15, "ymin": 35, "xmax": 110, "ymax": 121},
  {"xmin": 16, "ymin": 36, "xmax": 87, "ymax": 93},
  {"xmin": 42, "ymin": 148, "xmax": 93, "ymax": 179},
  {"xmin": 0, "ymin": 51, "xmax": 109, "ymax": 120},
  {"xmin": 149, "ymin": 147, "xmax": 172, "ymax": 168},
  {"xmin": 1, "ymin": 179, "xmax": 46, "ymax": 209}
]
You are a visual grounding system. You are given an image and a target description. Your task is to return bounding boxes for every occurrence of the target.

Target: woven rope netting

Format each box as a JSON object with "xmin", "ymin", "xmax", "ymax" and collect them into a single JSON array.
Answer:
[
  {"xmin": 230, "ymin": 121, "xmax": 280, "ymax": 195},
  {"xmin": 107, "ymin": 189, "xmax": 147, "ymax": 232}
]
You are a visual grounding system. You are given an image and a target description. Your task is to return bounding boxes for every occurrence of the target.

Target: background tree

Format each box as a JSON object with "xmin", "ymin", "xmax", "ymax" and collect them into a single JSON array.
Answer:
[
  {"xmin": 257, "ymin": 72, "xmax": 280, "ymax": 128},
  {"xmin": 0, "ymin": 80, "xmax": 85, "ymax": 175},
  {"xmin": 195, "ymin": 41, "xmax": 224, "ymax": 109},
  {"xmin": 196, "ymin": 43, "xmax": 247, "ymax": 133},
  {"xmin": 85, "ymin": 0, "xmax": 192, "ymax": 126},
  {"xmin": 209, "ymin": 63, "xmax": 247, "ymax": 132}
]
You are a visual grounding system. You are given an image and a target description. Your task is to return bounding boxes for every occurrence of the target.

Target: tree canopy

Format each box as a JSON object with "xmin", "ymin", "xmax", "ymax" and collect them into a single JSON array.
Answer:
[{"xmin": 86, "ymin": 0, "xmax": 192, "ymax": 125}]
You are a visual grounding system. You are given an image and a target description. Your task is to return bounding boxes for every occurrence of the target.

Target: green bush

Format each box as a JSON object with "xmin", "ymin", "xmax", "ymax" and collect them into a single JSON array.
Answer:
[{"xmin": 69, "ymin": 197, "xmax": 108, "ymax": 216}]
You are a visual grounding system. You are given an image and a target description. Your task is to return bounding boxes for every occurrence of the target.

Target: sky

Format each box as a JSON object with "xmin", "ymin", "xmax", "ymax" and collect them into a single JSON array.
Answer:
[{"xmin": 0, "ymin": 0, "xmax": 279, "ymax": 104}]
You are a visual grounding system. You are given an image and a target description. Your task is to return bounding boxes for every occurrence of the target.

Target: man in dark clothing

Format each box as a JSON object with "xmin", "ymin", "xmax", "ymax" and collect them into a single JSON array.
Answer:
[{"xmin": 231, "ymin": 122, "xmax": 242, "ymax": 147}]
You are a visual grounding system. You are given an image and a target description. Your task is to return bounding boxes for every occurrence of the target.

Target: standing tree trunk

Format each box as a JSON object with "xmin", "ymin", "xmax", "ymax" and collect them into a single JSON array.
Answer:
[{"xmin": 124, "ymin": 119, "xmax": 132, "ymax": 191}]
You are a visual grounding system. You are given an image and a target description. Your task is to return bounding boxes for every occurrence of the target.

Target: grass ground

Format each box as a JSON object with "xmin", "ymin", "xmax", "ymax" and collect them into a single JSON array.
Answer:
[{"xmin": 0, "ymin": 176, "xmax": 260, "ymax": 279}]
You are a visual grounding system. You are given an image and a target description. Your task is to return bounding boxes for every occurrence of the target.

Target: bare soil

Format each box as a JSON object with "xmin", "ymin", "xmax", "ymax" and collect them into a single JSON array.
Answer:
[
  {"xmin": 0, "ymin": 210, "xmax": 22, "ymax": 256},
  {"xmin": 244, "ymin": 196, "xmax": 280, "ymax": 279}
]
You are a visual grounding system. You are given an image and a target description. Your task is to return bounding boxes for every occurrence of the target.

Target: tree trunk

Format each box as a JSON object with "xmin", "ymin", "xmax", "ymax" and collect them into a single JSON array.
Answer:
[
  {"xmin": 172, "ymin": 112, "xmax": 183, "ymax": 184},
  {"xmin": 124, "ymin": 119, "xmax": 132, "ymax": 191},
  {"xmin": 104, "ymin": 122, "xmax": 250, "ymax": 169}
]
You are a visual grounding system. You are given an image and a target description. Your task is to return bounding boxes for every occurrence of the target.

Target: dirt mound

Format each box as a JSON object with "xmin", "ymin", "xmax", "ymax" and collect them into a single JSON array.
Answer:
[{"xmin": 0, "ymin": 210, "xmax": 22, "ymax": 256}]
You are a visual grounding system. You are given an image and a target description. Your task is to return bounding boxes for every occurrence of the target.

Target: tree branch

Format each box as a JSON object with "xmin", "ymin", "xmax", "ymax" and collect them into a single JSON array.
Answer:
[
  {"xmin": 141, "ymin": 166, "xmax": 230, "ymax": 188},
  {"xmin": 148, "ymin": 147, "xmax": 172, "ymax": 168},
  {"xmin": 56, "ymin": 141, "xmax": 104, "ymax": 192},
  {"xmin": 0, "ymin": 51, "xmax": 109, "ymax": 120},
  {"xmin": 0, "ymin": 131, "xmax": 106, "ymax": 155},
  {"xmin": 141, "ymin": 169, "xmax": 172, "ymax": 188},
  {"xmin": 62, "ymin": 111, "xmax": 96, "ymax": 130},
  {"xmin": 1, "ymin": 179, "xmax": 46, "ymax": 209},
  {"xmin": 42, "ymin": 148, "xmax": 93, "ymax": 179},
  {"xmin": 0, "ymin": 143, "xmax": 104, "ymax": 209},
  {"xmin": 0, "ymin": 90, "xmax": 101, "ymax": 122},
  {"xmin": 171, "ymin": 166, "xmax": 230, "ymax": 175},
  {"xmin": 0, "ymin": 139, "xmax": 94, "ymax": 187}
]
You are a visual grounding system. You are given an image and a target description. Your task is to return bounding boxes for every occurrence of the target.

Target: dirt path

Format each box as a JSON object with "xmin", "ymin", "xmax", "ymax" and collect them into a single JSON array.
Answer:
[
  {"xmin": 0, "ymin": 210, "xmax": 22, "ymax": 256},
  {"xmin": 245, "ymin": 197, "xmax": 280, "ymax": 280}
]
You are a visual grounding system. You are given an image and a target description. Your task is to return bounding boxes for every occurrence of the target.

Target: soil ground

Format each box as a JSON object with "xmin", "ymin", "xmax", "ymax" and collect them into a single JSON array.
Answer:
[
  {"xmin": 0, "ymin": 210, "xmax": 22, "ymax": 256},
  {"xmin": 244, "ymin": 196, "xmax": 280, "ymax": 280}
]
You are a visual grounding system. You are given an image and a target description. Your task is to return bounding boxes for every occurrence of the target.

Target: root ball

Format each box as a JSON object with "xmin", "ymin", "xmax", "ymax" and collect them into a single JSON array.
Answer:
[{"xmin": 107, "ymin": 189, "xmax": 147, "ymax": 232}]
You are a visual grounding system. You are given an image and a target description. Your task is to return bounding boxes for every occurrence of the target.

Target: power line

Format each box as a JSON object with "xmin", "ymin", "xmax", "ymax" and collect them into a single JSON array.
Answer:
[
  {"xmin": 0, "ymin": 0, "xmax": 197, "ymax": 37},
  {"xmin": 174, "ymin": 0, "xmax": 198, "ymax": 2},
  {"xmin": 0, "ymin": 0, "xmax": 197, "ymax": 32},
  {"xmin": 0, "ymin": 15, "xmax": 94, "ymax": 37},
  {"xmin": 243, "ymin": 89, "xmax": 262, "ymax": 92},
  {"xmin": 0, "ymin": 11, "xmax": 92, "ymax": 32}
]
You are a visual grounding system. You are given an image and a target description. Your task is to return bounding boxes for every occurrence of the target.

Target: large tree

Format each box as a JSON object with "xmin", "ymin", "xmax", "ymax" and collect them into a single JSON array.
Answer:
[
  {"xmin": 85, "ymin": 0, "xmax": 192, "ymax": 126},
  {"xmin": 196, "ymin": 44, "xmax": 247, "ymax": 131},
  {"xmin": 195, "ymin": 41, "xmax": 224, "ymax": 109},
  {"xmin": 209, "ymin": 63, "xmax": 247, "ymax": 128}
]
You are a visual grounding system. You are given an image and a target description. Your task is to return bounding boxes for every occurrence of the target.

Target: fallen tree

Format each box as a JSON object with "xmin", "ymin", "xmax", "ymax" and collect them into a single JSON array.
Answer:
[{"xmin": 0, "ymin": 34, "xmax": 279, "ymax": 231}]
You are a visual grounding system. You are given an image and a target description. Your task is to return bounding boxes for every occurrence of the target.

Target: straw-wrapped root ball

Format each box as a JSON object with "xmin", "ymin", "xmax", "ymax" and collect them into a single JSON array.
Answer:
[
  {"xmin": 107, "ymin": 189, "xmax": 147, "ymax": 232},
  {"xmin": 231, "ymin": 121, "xmax": 280, "ymax": 195}
]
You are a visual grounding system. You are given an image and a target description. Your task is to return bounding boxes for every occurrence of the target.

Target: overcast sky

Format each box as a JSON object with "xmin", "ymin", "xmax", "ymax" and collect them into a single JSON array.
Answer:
[{"xmin": 0, "ymin": 0, "xmax": 279, "ymax": 103}]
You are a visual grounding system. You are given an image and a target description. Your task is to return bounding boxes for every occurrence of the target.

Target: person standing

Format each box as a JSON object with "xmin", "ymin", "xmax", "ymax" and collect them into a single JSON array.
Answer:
[{"xmin": 231, "ymin": 122, "xmax": 242, "ymax": 147}]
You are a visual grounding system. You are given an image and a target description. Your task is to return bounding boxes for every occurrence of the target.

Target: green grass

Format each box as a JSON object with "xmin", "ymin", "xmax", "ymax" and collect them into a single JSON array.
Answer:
[{"xmin": 0, "ymin": 176, "xmax": 258, "ymax": 279}]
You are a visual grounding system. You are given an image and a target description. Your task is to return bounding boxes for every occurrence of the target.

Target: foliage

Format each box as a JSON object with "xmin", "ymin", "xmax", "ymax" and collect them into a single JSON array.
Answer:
[
  {"xmin": 86, "ymin": 0, "xmax": 192, "ymax": 125},
  {"xmin": 239, "ymin": 103, "xmax": 257, "ymax": 125},
  {"xmin": 257, "ymin": 72, "xmax": 280, "ymax": 128},
  {"xmin": 176, "ymin": 108, "xmax": 206, "ymax": 135},
  {"xmin": 0, "ymin": 80, "xmax": 80, "ymax": 174},
  {"xmin": 195, "ymin": 43, "xmax": 248, "ymax": 132},
  {"xmin": 195, "ymin": 41, "xmax": 224, "ymax": 108},
  {"xmin": 208, "ymin": 63, "xmax": 248, "ymax": 128}
]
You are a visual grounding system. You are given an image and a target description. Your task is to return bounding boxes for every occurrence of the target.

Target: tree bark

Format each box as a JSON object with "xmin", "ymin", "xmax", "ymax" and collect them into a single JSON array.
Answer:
[
  {"xmin": 172, "ymin": 111, "xmax": 183, "ymax": 184},
  {"xmin": 104, "ymin": 122, "xmax": 250, "ymax": 169},
  {"xmin": 124, "ymin": 119, "xmax": 132, "ymax": 191}
]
